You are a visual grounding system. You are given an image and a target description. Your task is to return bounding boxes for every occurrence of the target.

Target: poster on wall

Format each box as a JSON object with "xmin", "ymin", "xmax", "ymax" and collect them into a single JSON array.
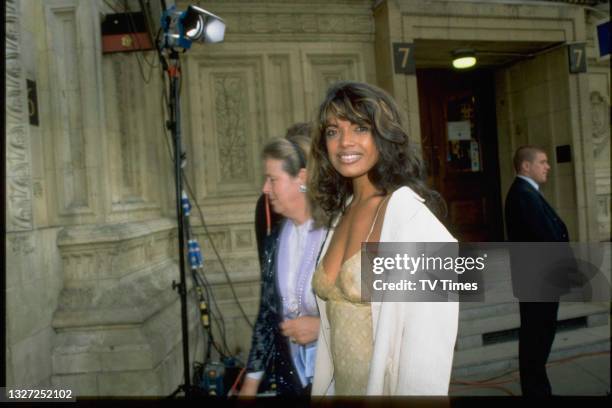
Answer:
[
  {"xmin": 447, "ymin": 121, "xmax": 471, "ymax": 140},
  {"xmin": 446, "ymin": 95, "xmax": 481, "ymax": 172}
]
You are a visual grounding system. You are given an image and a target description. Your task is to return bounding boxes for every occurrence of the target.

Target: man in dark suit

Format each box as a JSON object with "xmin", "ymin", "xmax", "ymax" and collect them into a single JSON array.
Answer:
[{"xmin": 505, "ymin": 145, "xmax": 569, "ymax": 397}]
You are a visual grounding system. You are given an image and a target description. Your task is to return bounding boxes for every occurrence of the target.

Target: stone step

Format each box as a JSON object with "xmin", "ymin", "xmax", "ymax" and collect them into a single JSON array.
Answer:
[
  {"xmin": 459, "ymin": 302, "xmax": 517, "ymax": 320},
  {"xmin": 456, "ymin": 303, "xmax": 609, "ymax": 350},
  {"xmin": 452, "ymin": 324, "xmax": 611, "ymax": 378},
  {"xmin": 459, "ymin": 296, "xmax": 605, "ymax": 320},
  {"xmin": 460, "ymin": 302, "xmax": 608, "ymax": 337}
]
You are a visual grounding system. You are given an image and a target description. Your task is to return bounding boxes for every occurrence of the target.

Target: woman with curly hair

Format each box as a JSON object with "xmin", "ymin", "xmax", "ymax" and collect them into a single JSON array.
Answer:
[{"xmin": 309, "ymin": 81, "xmax": 459, "ymax": 396}]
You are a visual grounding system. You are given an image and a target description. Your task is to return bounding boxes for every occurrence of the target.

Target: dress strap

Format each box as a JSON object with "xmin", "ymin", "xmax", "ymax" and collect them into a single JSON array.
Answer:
[{"xmin": 365, "ymin": 194, "xmax": 390, "ymax": 242}]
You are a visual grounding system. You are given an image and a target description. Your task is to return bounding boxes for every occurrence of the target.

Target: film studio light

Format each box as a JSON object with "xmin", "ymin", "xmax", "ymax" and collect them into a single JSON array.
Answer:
[
  {"xmin": 158, "ymin": 3, "xmax": 226, "ymax": 399},
  {"xmin": 161, "ymin": 5, "xmax": 225, "ymax": 49}
]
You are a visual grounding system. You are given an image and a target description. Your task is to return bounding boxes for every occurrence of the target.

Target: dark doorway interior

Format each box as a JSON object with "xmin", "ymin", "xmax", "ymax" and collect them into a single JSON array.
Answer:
[{"xmin": 417, "ymin": 69, "xmax": 503, "ymax": 242}]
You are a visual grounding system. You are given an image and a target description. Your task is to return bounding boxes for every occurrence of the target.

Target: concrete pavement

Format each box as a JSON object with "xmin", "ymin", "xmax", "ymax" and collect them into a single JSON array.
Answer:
[{"xmin": 450, "ymin": 350, "xmax": 610, "ymax": 396}]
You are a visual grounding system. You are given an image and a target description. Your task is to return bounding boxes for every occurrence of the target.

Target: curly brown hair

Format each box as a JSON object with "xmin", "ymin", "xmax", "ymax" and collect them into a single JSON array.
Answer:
[{"xmin": 308, "ymin": 81, "xmax": 443, "ymax": 226}]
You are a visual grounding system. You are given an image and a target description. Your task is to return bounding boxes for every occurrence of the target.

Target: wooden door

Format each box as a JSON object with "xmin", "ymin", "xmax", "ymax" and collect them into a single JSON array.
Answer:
[{"xmin": 417, "ymin": 69, "xmax": 503, "ymax": 242}]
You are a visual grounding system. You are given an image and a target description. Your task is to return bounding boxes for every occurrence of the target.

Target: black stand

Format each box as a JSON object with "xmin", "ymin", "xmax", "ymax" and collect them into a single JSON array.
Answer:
[{"xmin": 164, "ymin": 49, "xmax": 194, "ymax": 399}]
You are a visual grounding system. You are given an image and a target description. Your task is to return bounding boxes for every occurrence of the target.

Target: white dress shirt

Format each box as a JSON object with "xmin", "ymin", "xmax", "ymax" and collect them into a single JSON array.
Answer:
[{"xmin": 517, "ymin": 175, "xmax": 539, "ymax": 191}]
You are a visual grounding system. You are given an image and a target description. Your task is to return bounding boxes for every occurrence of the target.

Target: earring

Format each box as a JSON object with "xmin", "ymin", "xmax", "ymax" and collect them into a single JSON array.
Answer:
[{"xmin": 299, "ymin": 184, "xmax": 307, "ymax": 193}]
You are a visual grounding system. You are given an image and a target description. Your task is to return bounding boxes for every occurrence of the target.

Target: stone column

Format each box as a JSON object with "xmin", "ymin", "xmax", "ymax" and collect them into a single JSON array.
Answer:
[{"xmin": 373, "ymin": 0, "xmax": 423, "ymax": 147}]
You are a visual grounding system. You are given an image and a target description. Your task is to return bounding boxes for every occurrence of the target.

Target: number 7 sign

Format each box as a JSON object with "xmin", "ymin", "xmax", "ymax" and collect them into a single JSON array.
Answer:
[
  {"xmin": 568, "ymin": 43, "xmax": 587, "ymax": 74},
  {"xmin": 393, "ymin": 43, "xmax": 416, "ymax": 75}
]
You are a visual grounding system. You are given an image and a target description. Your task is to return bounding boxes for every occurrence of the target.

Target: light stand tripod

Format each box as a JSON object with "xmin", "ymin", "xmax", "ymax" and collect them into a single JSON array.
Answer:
[
  {"xmin": 162, "ymin": 50, "xmax": 194, "ymax": 399},
  {"xmin": 155, "ymin": 3, "xmax": 226, "ymax": 398}
]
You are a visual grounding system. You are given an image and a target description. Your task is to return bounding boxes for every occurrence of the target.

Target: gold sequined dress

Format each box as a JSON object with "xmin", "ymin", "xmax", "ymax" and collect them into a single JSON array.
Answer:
[
  {"xmin": 311, "ymin": 197, "xmax": 388, "ymax": 395},
  {"xmin": 312, "ymin": 253, "xmax": 373, "ymax": 395}
]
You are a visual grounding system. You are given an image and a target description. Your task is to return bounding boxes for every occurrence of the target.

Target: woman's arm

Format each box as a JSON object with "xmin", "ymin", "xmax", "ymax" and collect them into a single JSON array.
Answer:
[
  {"xmin": 240, "ymin": 292, "xmax": 274, "ymax": 395},
  {"xmin": 239, "ymin": 376, "xmax": 262, "ymax": 397},
  {"xmin": 241, "ymin": 242, "xmax": 278, "ymax": 395},
  {"xmin": 279, "ymin": 316, "xmax": 320, "ymax": 344}
]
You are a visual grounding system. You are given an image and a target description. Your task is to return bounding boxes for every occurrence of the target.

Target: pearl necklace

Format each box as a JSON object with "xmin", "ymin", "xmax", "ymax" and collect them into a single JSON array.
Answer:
[{"xmin": 280, "ymin": 220, "xmax": 322, "ymax": 318}]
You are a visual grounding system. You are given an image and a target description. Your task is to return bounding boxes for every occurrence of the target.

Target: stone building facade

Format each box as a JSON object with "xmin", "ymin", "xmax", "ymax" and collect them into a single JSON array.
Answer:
[{"xmin": 5, "ymin": 0, "xmax": 609, "ymax": 396}]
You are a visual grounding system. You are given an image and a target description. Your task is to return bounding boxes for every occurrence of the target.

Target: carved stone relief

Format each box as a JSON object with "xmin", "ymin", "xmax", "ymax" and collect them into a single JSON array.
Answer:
[
  {"xmin": 214, "ymin": 74, "xmax": 250, "ymax": 182},
  {"xmin": 6, "ymin": 175, "xmax": 33, "ymax": 231},
  {"xmin": 9, "ymin": 234, "xmax": 35, "ymax": 256},
  {"xmin": 590, "ymin": 91, "xmax": 610, "ymax": 159},
  {"xmin": 58, "ymin": 224, "xmax": 175, "ymax": 288},
  {"xmin": 590, "ymin": 89, "xmax": 611, "ymax": 240},
  {"xmin": 596, "ymin": 194, "xmax": 610, "ymax": 239},
  {"xmin": 201, "ymin": 230, "xmax": 231, "ymax": 252},
  {"xmin": 5, "ymin": 0, "xmax": 34, "ymax": 232},
  {"xmin": 234, "ymin": 229, "xmax": 253, "ymax": 249},
  {"xmin": 189, "ymin": 55, "xmax": 265, "ymax": 199}
]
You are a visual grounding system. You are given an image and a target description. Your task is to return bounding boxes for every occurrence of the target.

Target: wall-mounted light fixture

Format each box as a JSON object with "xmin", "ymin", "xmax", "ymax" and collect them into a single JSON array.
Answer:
[{"xmin": 452, "ymin": 49, "xmax": 477, "ymax": 69}]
